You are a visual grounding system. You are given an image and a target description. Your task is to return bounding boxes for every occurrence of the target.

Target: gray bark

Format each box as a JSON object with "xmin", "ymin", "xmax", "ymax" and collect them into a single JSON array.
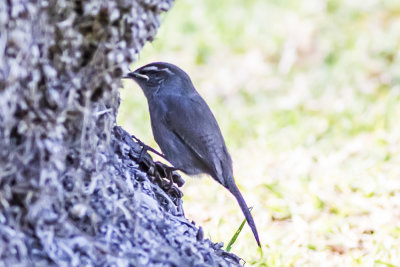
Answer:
[{"xmin": 0, "ymin": 0, "xmax": 242, "ymax": 266}]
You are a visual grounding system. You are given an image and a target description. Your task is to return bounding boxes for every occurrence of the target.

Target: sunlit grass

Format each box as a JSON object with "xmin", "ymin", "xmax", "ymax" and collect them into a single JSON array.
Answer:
[{"xmin": 119, "ymin": 0, "xmax": 400, "ymax": 265}]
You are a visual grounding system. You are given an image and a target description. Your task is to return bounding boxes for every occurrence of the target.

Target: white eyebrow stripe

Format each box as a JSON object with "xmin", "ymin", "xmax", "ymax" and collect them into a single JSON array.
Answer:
[
  {"xmin": 141, "ymin": 66, "xmax": 159, "ymax": 71},
  {"xmin": 161, "ymin": 67, "xmax": 173, "ymax": 75},
  {"xmin": 141, "ymin": 66, "xmax": 174, "ymax": 75}
]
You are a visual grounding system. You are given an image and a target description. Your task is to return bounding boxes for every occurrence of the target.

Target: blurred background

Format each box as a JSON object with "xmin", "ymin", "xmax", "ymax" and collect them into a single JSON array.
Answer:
[{"xmin": 119, "ymin": 0, "xmax": 400, "ymax": 265}]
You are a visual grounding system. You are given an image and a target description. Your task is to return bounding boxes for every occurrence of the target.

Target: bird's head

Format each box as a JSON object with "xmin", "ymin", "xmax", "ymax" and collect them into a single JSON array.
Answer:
[{"xmin": 124, "ymin": 62, "xmax": 194, "ymax": 99}]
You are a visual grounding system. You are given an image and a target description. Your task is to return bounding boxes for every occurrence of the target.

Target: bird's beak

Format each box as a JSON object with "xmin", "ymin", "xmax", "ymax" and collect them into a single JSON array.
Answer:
[{"xmin": 123, "ymin": 72, "xmax": 149, "ymax": 81}]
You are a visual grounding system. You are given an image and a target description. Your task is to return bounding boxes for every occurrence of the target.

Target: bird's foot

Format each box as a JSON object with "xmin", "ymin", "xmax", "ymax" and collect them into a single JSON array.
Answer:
[
  {"xmin": 154, "ymin": 162, "xmax": 184, "ymax": 197},
  {"xmin": 130, "ymin": 135, "xmax": 184, "ymax": 198},
  {"xmin": 131, "ymin": 134, "xmax": 169, "ymax": 161}
]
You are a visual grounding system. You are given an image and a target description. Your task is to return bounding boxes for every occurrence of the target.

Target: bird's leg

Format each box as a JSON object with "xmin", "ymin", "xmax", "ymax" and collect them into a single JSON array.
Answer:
[
  {"xmin": 131, "ymin": 134, "xmax": 169, "ymax": 161},
  {"xmin": 138, "ymin": 145, "xmax": 147, "ymax": 162},
  {"xmin": 131, "ymin": 134, "xmax": 152, "ymax": 161},
  {"xmin": 130, "ymin": 134, "xmax": 184, "ymax": 196}
]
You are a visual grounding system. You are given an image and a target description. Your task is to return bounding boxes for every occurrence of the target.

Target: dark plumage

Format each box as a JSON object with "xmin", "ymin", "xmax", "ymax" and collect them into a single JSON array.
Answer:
[{"xmin": 125, "ymin": 62, "xmax": 260, "ymax": 246}]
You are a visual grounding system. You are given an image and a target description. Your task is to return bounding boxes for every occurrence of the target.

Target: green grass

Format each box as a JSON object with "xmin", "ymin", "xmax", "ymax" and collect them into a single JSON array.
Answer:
[{"xmin": 119, "ymin": 0, "xmax": 400, "ymax": 265}]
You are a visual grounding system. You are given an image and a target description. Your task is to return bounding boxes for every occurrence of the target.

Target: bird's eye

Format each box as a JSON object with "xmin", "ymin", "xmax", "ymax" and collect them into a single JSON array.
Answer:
[
  {"xmin": 133, "ymin": 66, "xmax": 172, "ymax": 85},
  {"xmin": 141, "ymin": 70, "xmax": 156, "ymax": 76}
]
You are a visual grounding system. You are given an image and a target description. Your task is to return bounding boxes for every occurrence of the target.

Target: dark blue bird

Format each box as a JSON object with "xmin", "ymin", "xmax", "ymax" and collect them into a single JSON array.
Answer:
[{"xmin": 125, "ymin": 62, "xmax": 260, "ymax": 247}]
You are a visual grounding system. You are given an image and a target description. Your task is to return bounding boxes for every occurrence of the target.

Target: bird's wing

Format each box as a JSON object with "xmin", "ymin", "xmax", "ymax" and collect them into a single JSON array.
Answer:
[{"xmin": 163, "ymin": 94, "xmax": 230, "ymax": 184}]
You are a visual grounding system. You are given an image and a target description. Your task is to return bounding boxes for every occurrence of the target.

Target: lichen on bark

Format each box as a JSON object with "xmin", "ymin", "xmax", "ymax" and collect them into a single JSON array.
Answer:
[{"xmin": 0, "ymin": 1, "xmax": 242, "ymax": 266}]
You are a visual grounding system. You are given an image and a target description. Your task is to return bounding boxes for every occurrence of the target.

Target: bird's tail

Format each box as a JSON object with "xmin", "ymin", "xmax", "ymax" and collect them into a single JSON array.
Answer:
[{"xmin": 226, "ymin": 178, "xmax": 261, "ymax": 247}]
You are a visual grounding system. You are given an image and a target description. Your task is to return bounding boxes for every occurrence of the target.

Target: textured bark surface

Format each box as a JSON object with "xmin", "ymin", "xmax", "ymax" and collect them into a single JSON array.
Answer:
[{"xmin": 0, "ymin": 0, "xmax": 241, "ymax": 266}]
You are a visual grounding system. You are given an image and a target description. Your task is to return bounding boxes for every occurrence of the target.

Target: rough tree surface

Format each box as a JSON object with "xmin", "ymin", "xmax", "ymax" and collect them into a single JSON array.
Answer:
[{"xmin": 0, "ymin": 0, "xmax": 242, "ymax": 266}]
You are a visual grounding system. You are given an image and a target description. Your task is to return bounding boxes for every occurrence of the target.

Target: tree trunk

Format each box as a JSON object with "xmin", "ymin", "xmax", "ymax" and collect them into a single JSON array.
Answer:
[{"xmin": 0, "ymin": 0, "xmax": 242, "ymax": 266}]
